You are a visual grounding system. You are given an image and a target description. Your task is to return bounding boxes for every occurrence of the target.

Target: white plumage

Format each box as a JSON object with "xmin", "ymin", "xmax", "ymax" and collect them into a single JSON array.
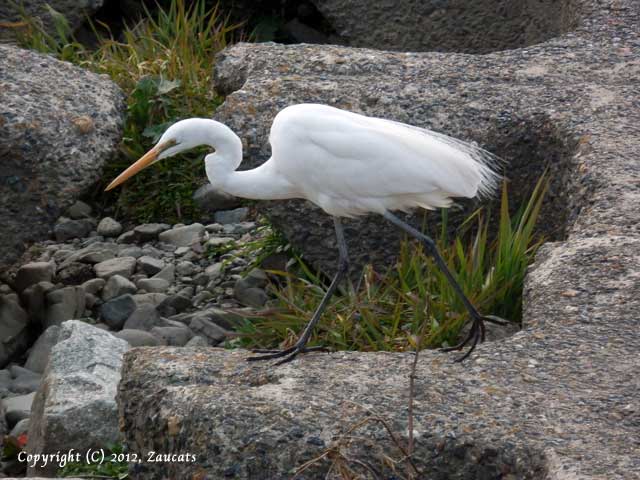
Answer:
[{"xmin": 105, "ymin": 103, "xmax": 505, "ymax": 364}]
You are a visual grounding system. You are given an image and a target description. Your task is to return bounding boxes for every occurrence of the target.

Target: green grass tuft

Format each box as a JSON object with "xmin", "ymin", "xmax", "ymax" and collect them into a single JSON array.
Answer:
[{"xmin": 236, "ymin": 176, "xmax": 548, "ymax": 352}]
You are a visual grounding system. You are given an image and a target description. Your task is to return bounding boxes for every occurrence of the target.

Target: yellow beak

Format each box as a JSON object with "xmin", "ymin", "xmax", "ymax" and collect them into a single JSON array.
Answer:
[{"xmin": 105, "ymin": 139, "xmax": 175, "ymax": 191}]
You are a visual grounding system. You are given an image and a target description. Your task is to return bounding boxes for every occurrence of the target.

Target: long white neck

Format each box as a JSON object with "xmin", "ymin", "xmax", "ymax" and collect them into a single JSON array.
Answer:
[{"xmin": 195, "ymin": 120, "xmax": 298, "ymax": 200}]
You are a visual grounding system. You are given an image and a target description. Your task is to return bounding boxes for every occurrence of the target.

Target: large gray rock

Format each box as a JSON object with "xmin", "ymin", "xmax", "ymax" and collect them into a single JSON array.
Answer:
[
  {"xmin": 101, "ymin": 274, "xmax": 136, "ymax": 301},
  {"xmin": 0, "ymin": 296, "xmax": 31, "ymax": 368},
  {"xmin": 309, "ymin": 0, "xmax": 579, "ymax": 53},
  {"xmin": 0, "ymin": 1, "xmax": 105, "ymax": 42},
  {"xmin": 0, "ymin": 45, "xmax": 124, "ymax": 269},
  {"xmin": 100, "ymin": 294, "xmax": 136, "ymax": 330},
  {"xmin": 27, "ymin": 320, "xmax": 129, "ymax": 477}
]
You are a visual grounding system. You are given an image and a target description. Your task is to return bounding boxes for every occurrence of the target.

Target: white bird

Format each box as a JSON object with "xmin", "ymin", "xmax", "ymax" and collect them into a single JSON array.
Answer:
[{"xmin": 106, "ymin": 103, "xmax": 506, "ymax": 363}]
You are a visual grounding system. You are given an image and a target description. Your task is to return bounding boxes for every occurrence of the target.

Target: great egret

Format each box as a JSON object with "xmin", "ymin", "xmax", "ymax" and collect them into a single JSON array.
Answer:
[{"xmin": 106, "ymin": 103, "xmax": 507, "ymax": 364}]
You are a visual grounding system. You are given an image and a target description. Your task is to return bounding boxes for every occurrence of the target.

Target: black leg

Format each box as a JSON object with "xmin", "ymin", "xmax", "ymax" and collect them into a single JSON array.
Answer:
[
  {"xmin": 248, "ymin": 217, "xmax": 350, "ymax": 365},
  {"xmin": 383, "ymin": 211, "xmax": 507, "ymax": 362}
]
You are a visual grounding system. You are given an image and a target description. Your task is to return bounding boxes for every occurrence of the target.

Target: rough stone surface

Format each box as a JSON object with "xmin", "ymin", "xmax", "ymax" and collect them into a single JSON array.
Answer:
[
  {"xmin": 150, "ymin": 326, "xmax": 193, "ymax": 347},
  {"xmin": 117, "ymin": 2, "xmax": 640, "ymax": 478},
  {"xmin": 0, "ymin": 1, "xmax": 105, "ymax": 41},
  {"xmin": 136, "ymin": 278, "xmax": 170, "ymax": 293},
  {"xmin": 309, "ymin": 0, "xmax": 579, "ymax": 54},
  {"xmin": 27, "ymin": 320, "xmax": 129, "ymax": 477},
  {"xmin": 211, "ymin": 0, "xmax": 638, "ymax": 275},
  {"xmin": 54, "ymin": 219, "xmax": 92, "ymax": 242},
  {"xmin": 137, "ymin": 256, "xmax": 165, "ymax": 275},
  {"xmin": 0, "ymin": 45, "xmax": 124, "ymax": 268},
  {"xmin": 193, "ymin": 184, "xmax": 242, "ymax": 212},
  {"xmin": 24, "ymin": 326, "xmax": 60, "ymax": 374}
]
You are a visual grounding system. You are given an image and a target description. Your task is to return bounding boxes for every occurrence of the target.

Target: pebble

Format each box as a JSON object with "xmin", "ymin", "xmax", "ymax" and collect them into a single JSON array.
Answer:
[
  {"xmin": 207, "ymin": 237, "xmax": 235, "ymax": 247},
  {"xmin": 153, "ymin": 264, "xmax": 176, "ymax": 283},
  {"xmin": 151, "ymin": 326, "xmax": 193, "ymax": 346},
  {"xmin": 124, "ymin": 304, "xmax": 163, "ymax": 331},
  {"xmin": 176, "ymin": 261, "xmax": 198, "ymax": 276},
  {"xmin": 94, "ymin": 256, "xmax": 137, "ymax": 279},
  {"xmin": 158, "ymin": 223, "xmax": 205, "ymax": 247},
  {"xmin": 97, "ymin": 217, "xmax": 123, "ymax": 237},
  {"xmin": 102, "ymin": 274, "xmax": 137, "ymax": 300},
  {"xmin": 9, "ymin": 365, "xmax": 41, "ymax": 394},
  {"xmin": 24, "ymin": 325, "xmax": 60, "ymax": 373},
  {"xmin": 113, "ymin": 329, "xmax": 163, "ymax": 347},
  {"xmin": 54, "ymin": 218, "xmax": 92, "ymax": 241},
  {"xmin": 67, "ymin": 200, "xmax": 92, "ymax": 219},
  {"xmin": 15, "ymin": 262, "xmax": 54, "ymax": 292},
  {"xmin": 214, "ymin": 207, "xmax": 249, "ymax": 224},
  {"xmin": 100, "ymin": 294, "xmax": 137, "ymax": 330},
  {"xmin": 136, "ymin": 278, "xmax": 170, "ymax": 293},
  {"xmin": 1, "ymin": 392, "xmax": 36, "ymax": 428},
  {"xmin": 138, "ymin": 256, "xmax": 165, "ymax": 275},
  {"xmin": 81, "ymin": 278, "xmax": 106, "ymax": 295},
  {"xmin": 134, "ymin": 223, "xmax": 171, "ymax": 242},
  {"xmin": 56, "ymin": 262, "xmax": 94, "ymax": 285}
]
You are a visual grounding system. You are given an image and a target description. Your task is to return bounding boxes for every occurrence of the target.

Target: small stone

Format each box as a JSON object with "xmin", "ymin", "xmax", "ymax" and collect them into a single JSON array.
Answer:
[
  {"xmin": 138, "ymin": 256, "xmax": 165, "ymax": 275},
  {"xmin": 193, "ymin": 273, "xmax": 209, "ymax": 286},
  {"xmin": 175, "ymin": 246, "xmax": 191, "ymax": 255},
  {"xmin": 150, "ymin": 326, "xmax": 193, "ymax": 346},
  {"xmin": 192, "ymin": 290, "xmax": 213, "ymax": 306},
  {"xmin": 102, "ymin": 275, "xmax": 137, "ymax": 301},
  {"xmin": 67, "ymin": 200, "xmax": 92, "ymax": 219},
  {"xmin": 124, "ymin": 304, "xmax": 164, "ymax": 331},
  {"xmin": 75, "ymin": 248, "xmax": 116, "ymax": 264},
  {"xmin": 100, "ymin": 294, "xmax": 136, "ymax": 330},
  {"xmin": 236, "ymin": 268, "xmax": 269, "ymax": 290},
  {"xmin": 234, "ymin": 287, "xmax": 268, "ymax": 308},
  {"xmin": 158, "ymin": 223, "xmax": 205, "ymax": 247},
  {"xmin": 113, "ymin": 329, "xmax": 163, "ymax": 347},
  {"xmin": 207, "ymin": 237, "xmax": 235, "ymax": 248},
  {"xmin": 56, "ymin": 262, "xmax": 94, "ymax": 285},
  {"xmin": 136, "ymin": 278, "xmax": 170, "ymax": 293},
  {"xmin": 94, "ymin": 256, "xmax": 137, "ymax": 279},
  {"xmin": 134, "ymin": 223, "xmax": 171, "ymax": 242},
  {"xmin": 21, "ymin": 281, "xmax": 54, "ymax": 325},
  {"xmin": 205, "ymin": 262, "xmax": 224, "ymax": 280},
  {"xmin": 189, "ymin": 315, "xmax": 229, "ymax": 345},
  {"xmin": 176, "ymin": 261, "xmax": 198, "ymax": 276},
  {"xmin": 153, "ymin": 264, "xmax": 176, "ymax": 283},
  {"xmin": 116, "ymin": 230, "xmax": 137, "ymax": 244},
  {"xmin": 156, "ymin": 294, "xmax": 192, "ymax": 317},
  {"xmin": 118, "ymin": 246, "xmax": 143, "ymax": 258},
  {"xmin": 1, "ymin": 392, "xmax": 36, "ymax": 428},
  {"xmin": 9, "ymin": 418, "xmax": 30, "ymax": 438},
  {"xmin": 9, "ymin": 365, "xmax": 41, "ymax": 394},
  {"xmin": 81, "ymin": 278, "xmax": 106, "ymax": 295},
  {"xmin": 214, "ymin": 207, "xmax": 249, "ymax": 224},
  {"xmin": 132, "ymin": 293, "xmax": 167, "ymax": 308},
  {"xmin": 185, "ymin": 335, "xmax": 209, "ymax": 347},
  {"xmin": 97, "ymin": 217, "xmax": 123, "ymax": 237},
  {"xmin": 15, "ymin": 262, "xmax": 54, "ymax": 292},
  {"xmin": 24, "ymin": 325, "xmax": 61, "ymax": 373},
  {"xmin": 45, "ymin": 286, "xmax": 85, "ymax": 327},
  {"xmin": 54, "ymin": 219, "xmax": 92, "ymax": 241}
]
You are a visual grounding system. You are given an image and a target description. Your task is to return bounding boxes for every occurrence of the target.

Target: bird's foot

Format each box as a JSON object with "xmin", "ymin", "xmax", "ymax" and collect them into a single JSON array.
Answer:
[
  {"xmin": 441, "ymin": 314, "xmax": 509, "ymax": 362},
  {"xmin": 247, "ymin": 344, "xmax": 329, "ymax": 366}
]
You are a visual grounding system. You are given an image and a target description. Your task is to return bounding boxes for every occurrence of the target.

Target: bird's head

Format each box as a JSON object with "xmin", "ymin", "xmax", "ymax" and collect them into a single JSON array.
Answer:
[{"xmin": 105, "ymin": 118, "xmax": 219, "ymax": 191}]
